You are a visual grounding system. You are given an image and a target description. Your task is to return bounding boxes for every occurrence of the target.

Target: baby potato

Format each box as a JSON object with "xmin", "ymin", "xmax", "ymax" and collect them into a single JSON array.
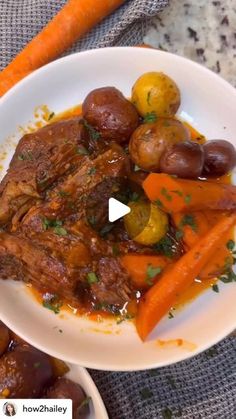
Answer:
[
  {"xmin": 129, "ymin": 118, "xmax": 190, "ymax": 172},
  {"xmin": 131, "ymin": 72, "xmax": 180, "ymax": 117},
  {"xmin": 124, "ymin": 200, "xmax": 168, "ymax": 245}
]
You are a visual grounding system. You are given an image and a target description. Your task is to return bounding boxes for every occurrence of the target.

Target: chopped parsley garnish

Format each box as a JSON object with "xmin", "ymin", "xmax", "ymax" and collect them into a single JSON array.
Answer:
[
  {"xmin": 77, "ymin": 146, "xmax": 89, "ymax": 156},
  {"xmin": 184, "ymin": 194, "xmax": 192, "ymax": 204},
  {"xmin": 48, "ymin": 112, "xmax": 55, "ymax": 121},
  {"xmin": 42, "ymin": 295, "xmax": 62, "ymax": 314},
  {"xmin": 87, "ymin": 167, "xmax": 96, "ymax": 176},
  {"xmin": 154, "ymin": 236, "xmax": 174, "ymax": 258},
  {"xmin": 226, "ymin": 239, "xmax": 235, "ymax": 251},
  {"xmin": 87, "ymin": 272, "xmax": 99, "ymax": 284},
  {"xmin": 57, "ymin": 190, "xmax": 70, "ymax": 198},
  {"xmin": 161, "ymin": 187, "xmax": 172, "ymax": 201},
  {"xmin": 129, "ymin": 191, "xmax": 140, "ymax": 202},
  {"xmin": 175, "ymin": 230, "xmax": 183, "ymax": 240},
  {"xmin": 212, "ymin": 284, "xmax": 219, "ymax": 293},
  {"xmin": 41, "ymin": 217, "xmax": 67, "ymax": 236},
  {"xmin": 146, "ymin": 264, "xmax": 162, "ymax": 285},
  {"xmin": 171, "ymin": 189, "xmax": 183, "ymax": 197},
  {"xmin": 155, "ymin": 199, "xmax": 164, "ymax": 208},
  {"xmin": 54, "ymin": 226, "xmax": 68, "ymax": 236},
  {"xmin": 83, "ymin": 120, "xmax": 101, "ymax": 140},
  {"xmin": 116, "ymin": 313, "xmax": 134, "ymax": 324},
  {"xmin": 162, "ymin": 407, "xmax": 173, "ymax": 419},
  {"xmin": 17, "ymin": 151, "xmax": 33, "ymax": 161},
  {"xmin": 140, "ymin": 387, "xmax": 153, "ymax": 400},
  {"xmin": 180, "ymin": 214, "xmax": 197, "ymax": 232},
  {"xmin": 143, "ymin": 111, "xmax": 157, "ymax": 123}
]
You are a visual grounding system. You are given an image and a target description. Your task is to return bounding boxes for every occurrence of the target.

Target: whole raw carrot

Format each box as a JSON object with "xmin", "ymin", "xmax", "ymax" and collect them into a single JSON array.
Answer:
[
  {"xmin": 136, "ymin": 213, "xmax": 236, "ymax": 341},
  {"xmin": 0, "ymin": 0, "xmax": 125, "ymax": 96},
  {"xmin": 120, "ymin": 254, "xmax": 168, "ymax": 289},
  {"xmin": 143, "ymin": 173, "xmax": 236, "ymax": 213}
]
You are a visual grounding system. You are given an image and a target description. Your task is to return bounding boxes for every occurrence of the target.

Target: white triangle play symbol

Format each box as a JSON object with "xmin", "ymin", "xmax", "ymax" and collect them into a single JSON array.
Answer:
[{"xmin": 108, "ymin": 198, "xmax": 131, "ymax": 222}]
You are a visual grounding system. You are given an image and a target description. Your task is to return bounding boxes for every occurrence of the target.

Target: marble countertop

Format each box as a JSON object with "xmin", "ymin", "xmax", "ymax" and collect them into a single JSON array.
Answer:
[{"xmin": 144, "ymin": 0, "xmax": 236, "ymax": 87}]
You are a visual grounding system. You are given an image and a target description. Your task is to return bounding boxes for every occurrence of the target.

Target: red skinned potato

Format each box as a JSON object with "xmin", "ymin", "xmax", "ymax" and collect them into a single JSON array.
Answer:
[
  {"xmin": 0, "ymin": 322, "xmax": 10, "ymax": 356},
  {"xmin": 129, "ymin": 118, "xmax": 190, "ymax": 172},
  {"xmin": 82, "ymin": 87, "xmax": 139, "ymax": 143},
  {"xmin": 159, "ymin": 141, "xmax": 204, "ymax": 178},
  {"xmin": 46, "ymin": 377, "xmax": 89, "ymax": 419},
  {"xmin": 202, "ymin": 139, "xmax": 236, "ymax": 176},
  {"xmin": 0, "ymin": 345, "xmax": 53, "ymax": 398}
]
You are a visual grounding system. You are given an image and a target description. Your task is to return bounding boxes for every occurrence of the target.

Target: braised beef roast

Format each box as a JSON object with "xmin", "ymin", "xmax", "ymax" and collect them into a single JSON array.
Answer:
[{"xmin": 0, "ymin": 118, "xmax": 136, "ymax": 310}]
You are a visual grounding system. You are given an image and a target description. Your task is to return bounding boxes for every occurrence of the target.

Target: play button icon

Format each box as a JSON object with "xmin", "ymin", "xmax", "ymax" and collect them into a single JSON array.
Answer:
[{"xmin": 108, "ymin": 197, "xmax": 131, "ymax": 222}]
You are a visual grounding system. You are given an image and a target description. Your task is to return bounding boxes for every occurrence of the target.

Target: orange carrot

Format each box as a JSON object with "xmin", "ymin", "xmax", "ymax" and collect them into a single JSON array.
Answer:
[
  {"xmin": 143, "ymin": 173, "xmax": 236, "ymax": 213},
  {"xmin": 121, "ymin": 254, "xmax": 168, "ymax": 289},
  {"xmin": 172, "ymin": 211, "xmax": 209, "ymax": 249},
  {"xmin": 0, "ymin": 0, "xmax": 125, "ymax": 96},
  {"xmin": 136, "ymin": 213, "xmax": 236, "ymax": 341},
  {"xmin": 172, "ymin": 210, "xmax": 233, "ymax": 278}
]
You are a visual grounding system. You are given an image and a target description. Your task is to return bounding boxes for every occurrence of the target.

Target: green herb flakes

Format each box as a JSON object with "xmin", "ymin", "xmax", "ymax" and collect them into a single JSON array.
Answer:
[
  {"xmin": 184, "ymin": 194, "xmax": 192, "ymax": 204},
  {"xmin": 154, "ymin": 236, "xmax": 174, "ymax": 258},
  {"xmin": 54, "ymin": 226, "xmax": 67, "ymax": 236},
  {"xmin": 140, "ymin": 387, "xmax": 153, "ymax": 400},
  {"xmin": 180, "ymin": 214, "xmax": 197, "ymax": 232},
  {"xmin": 57, "ymin": 190, "xmax": 70, "ymax": 198},
  {"xmin": 143, "ymin": 111, "xmax": 157, "ymax": 124},
  {"xmin": 155, "ymin": 199, "xmax": 164, "ymax": 208},
  {"xmin": 83, "ymin": 120, "xmax": 100, "ymax": 140},
  {"xmin": 87, "ymin": 167, "xmax": 96, "ymax": 176},
  {"xmin": 212, "ymin": 284, "xmax": 219, "ymax": 293},
  {"xmin": 146, "ymin": 264, "xmax": 162, "ymax": 286},
  {"xmin": 42, "ymin": 296, "xmax": 62, "ymax": 315},
  {"xmin": 226, "ymin": 239, "xmax": 235, "ymax": 251},
  {"xmin": 175, "ymin": 230, "xmax": 183, "ymax": 240},
  {"xmin": 87, "ymin": 272, "xmax": 99, "ymax": 284},
  {"xmin": 161, "ymin": 187, "xmax": 172, "ymax": 201},
  {"xmin": 171, "ymin": 189, "xmax": 183, "ymax": 197},
  {"xmin": 168, "ymin": 312, "xmax": 174, "ymax": 319},
  {"xmin": 77, "ymin": 146, "xmax": 89, "ymax": 156}
]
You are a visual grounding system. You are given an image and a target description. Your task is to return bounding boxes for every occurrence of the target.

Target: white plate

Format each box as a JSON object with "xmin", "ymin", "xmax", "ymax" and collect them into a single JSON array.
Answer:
[
  {"xmin": 0, "ymin": 47, "xmax": 236, "ymax": 371},
  {"xmin": 65, "ymin": 364, "xmax": 108, "ymax": 419}
]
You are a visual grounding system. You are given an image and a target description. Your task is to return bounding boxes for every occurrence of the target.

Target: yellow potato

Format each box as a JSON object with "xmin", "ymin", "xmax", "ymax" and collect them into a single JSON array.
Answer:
[
  {"xmin": 131, "ymin": 72, "xmax": 180, "ymax": 117},
  {"xmin": 124, "ymin": 200, "xmax": 168, "ymax": 245}
]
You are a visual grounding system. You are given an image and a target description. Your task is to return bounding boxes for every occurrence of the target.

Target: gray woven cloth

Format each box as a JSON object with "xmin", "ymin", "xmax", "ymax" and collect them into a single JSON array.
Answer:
[{"xmin": 0, "ymin": 1, "xmax": 236, "ymax": 418}]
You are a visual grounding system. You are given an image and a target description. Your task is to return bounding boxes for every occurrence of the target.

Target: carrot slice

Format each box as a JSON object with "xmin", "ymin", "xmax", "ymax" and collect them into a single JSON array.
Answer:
[
  {"xmin": 0, "ymin": 0, "xmax": 125, "ymax": 96},
  {"xmin": 121, "ymin": 254, "xmax": 168, "ymax": 289},
  {"xmin": 172, "ymin": 211, "xmax": 209, "ymax": 249},
  {"xmin": 143, "ymin": 173, "xmax": 236, "ymax": 213},
  {"xmin": 136, "ymin": 213, "xmax": 236, "ymax": 341}
]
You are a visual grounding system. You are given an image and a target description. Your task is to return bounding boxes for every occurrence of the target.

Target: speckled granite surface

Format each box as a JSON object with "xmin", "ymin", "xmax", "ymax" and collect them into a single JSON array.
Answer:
[{"xmin": 144, "ymin": 0, "xmax": 236, "ymax": 86}]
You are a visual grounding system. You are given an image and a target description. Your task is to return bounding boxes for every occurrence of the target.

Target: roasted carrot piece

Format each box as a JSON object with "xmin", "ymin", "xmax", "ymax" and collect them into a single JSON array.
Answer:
[
  {"xmin": 172, "ymin": 210, "xmax": 233, "ymax": 278},
  {"xmin": 136, "ymin": 213, "xmax": 236, "ymax": 341},
  {"xmin": 172, "ymin": 211, "xmax": 209, "ymax": 249},
  {"xmin": 0, "ymin": 0, "xmax": 125, "ymax": 96},
  {"xmin": 142, "ymin": 173, "xmax": 236, "ymax": 213},
  {"xmin": 120, "ymin": 254, "xmax": 168, "ymax": 289}
]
